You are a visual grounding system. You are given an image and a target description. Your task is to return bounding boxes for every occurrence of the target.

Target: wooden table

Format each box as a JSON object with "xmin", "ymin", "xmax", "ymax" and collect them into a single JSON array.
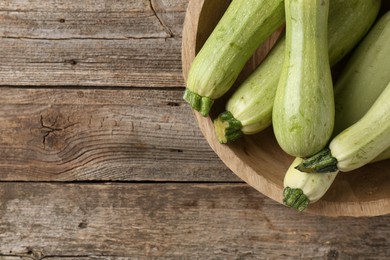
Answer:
[{"xmin": 0, "ymin": 1, "xmax": 389, "ymax": 259}]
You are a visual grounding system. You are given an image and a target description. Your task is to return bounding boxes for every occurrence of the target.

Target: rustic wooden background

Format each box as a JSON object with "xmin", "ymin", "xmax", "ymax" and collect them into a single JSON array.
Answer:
[{"xmin": 0, "ymin": 0, "xmax": 389, "ymax": 259}]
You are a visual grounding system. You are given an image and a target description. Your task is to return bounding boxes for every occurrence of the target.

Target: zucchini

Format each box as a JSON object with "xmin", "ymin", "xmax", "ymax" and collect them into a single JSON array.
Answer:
[
  {"xmin": 184, "ymin": 0, "xmax": 285, "ymax": 117},
  {"xmin": 272, "ymin": 0, "xmax": 334, "ymax": 158},
  {"xmin": 296, "ymin": 11, "xmax": 390, "ymax": 174},
  {"xmin": 213, "ymin": 0, "xmax": 381, "ymax": 144},
  {"xmin": 296, "ymin": 80, "xmax": 390, "ymax": 174},
  {"xmin": 283, "ymin": 147, "xmax": 390, "ymax": 211},
  {"xmin": 283, "ymin": 157, "xmax": 339, "ymax": 211},
  {"xmin": 373, "ymin": 146, "xmax": 390, "ymax": 162},
  {"xmin": 284, "ymin": 11, "xmax": 390, "ymax": 210},
  {"xmin": 333, "ymin": 10, "xmax": 390, "ymax": 135}
]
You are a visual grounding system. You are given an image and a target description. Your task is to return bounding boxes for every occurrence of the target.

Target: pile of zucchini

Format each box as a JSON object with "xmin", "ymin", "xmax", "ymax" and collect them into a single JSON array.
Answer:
[{"xmin": 184, "ymin": 0, "xmax": 390, "ymax": 211}]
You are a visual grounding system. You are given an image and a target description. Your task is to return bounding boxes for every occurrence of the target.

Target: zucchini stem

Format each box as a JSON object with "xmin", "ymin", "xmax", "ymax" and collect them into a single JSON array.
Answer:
[
  {"xmin": 183, "ymin": 88, "xmax": 214, "ymax": 117},
  {"xmin": 283, "ymin": 187, "xmax": 310, "ymax": 211},
  {"xmin": 295, "ymin": 148, "xmax": 338, "ymax": 173},
  {"xmin": 213, "ymin": 111, "xmax": 243, "ymax": 144}
]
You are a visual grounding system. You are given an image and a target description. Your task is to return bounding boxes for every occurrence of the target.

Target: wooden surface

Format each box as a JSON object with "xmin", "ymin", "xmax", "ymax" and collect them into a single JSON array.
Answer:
[
  {"xmin": 0, "ymin": 0, "xmax": 389, "ymax": 258},
  {"xmin": 182, "ymin": 0, "xmax": 390, "ymax": 217}
]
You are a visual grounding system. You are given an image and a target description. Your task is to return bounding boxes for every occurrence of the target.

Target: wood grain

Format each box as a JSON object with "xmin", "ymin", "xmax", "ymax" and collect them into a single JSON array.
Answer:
[
  {"xmin": 0, "ymin": 37, "xmax": 183, "ymax": 87},
  {"xmin": 0, "ymin": 1, "xmax": 181, "ymax": 39},
  {"xmin": 0, "ymin": 0, "xmax": 241, "ymax": 182},
  {"xmin": 0, "ymin": 87, "xmax": 239, "ymax": 182},
  {"xmin": 0, "ymin": 0, "xmax": 187, "ymax": 87},
  {"xmin": 0, "ymin": 182, "xmax": 389, "ymax": 259}
]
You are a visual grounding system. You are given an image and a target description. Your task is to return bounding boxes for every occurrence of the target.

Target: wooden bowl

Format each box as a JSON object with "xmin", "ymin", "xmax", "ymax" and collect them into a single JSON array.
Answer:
[{"xmin": 181, "ymin": 0, "xmax": 390, "ymax": 217}]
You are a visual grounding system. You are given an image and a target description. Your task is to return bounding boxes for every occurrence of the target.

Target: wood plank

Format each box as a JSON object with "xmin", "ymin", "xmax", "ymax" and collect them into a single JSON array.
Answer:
[
  {"xmin": 0, "ymin": 87, "xmax": 238, "ymax": 182},
  {"xmin": 0, "ymin": 37, "xmax": 183, "ymax": 87},
  {"xmin": 0, "ymin": 0, "xmax": 187, "ymax": 87},
  {"xmin": 0, "ymin": 182, "xmax": 389, "ymax": 259},
  {"xmin": 0, "ymin": 0, "xmax": 187, "ymax": 38},
  {"xmin": 151, "ymin": 0, "xmax": 189, "ymax": 37}
]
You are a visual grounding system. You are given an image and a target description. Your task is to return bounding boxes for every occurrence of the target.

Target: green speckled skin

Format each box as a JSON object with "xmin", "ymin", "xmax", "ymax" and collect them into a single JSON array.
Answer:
[
  {"xmin": 273, "ymin": 0, "xmax": 334, "ymax": 158},
  {"xmin": 331, "ymin": 81, "xmax": 390, "ymax": 172},
  {"xmin": 185, "ymin": 0, "xmax": 285, "ymax": 116},
  {"xmin": 297, "ymin": 82, "xmax": 390, "ymax": 173},
  {"xmin": 333, "ymin": 10, "xmax": 390, "ymax": 136},
  {"xmin": 296, "ymin": 12, "xmax": 390, "ymax": 173},
  {"xmin": 224, "ymin": 0, "xmax": 381, "ymax": 137}
]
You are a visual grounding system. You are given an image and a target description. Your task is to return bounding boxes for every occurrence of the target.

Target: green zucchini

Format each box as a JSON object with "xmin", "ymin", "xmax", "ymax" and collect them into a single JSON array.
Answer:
[
  {"xmin": 184, "ymin": 0, "xmax": 285, "ymax": 117},
  {"xmin": 272, "ymin": 0, "xmax": 334, "ymax": 158},
  {"xmin": 283, "ymin": 147, "xmax": 390, "ymax": 211},
  {"xmin": 283, "ymin": 11, "xmax": 390, "ymax": 211},
  {"xmin": 283, "ymin": 157, "xmax": 339, "ymax": 211},
  {"xmin": 296, "ymin": 11, "xmax": 390, "ymax": 174},
  {"xmin": 326, "ymin": 84, "xmax": 390, "ymax": 172},
  {"xmin": 213, "ymin": 0, "xmax": 381, "ymax": 144},
  {"xmin": 296, "ymin": 80, "xmax": 390, "ymax": 174},
  {"xmin": 333, "ymin": 10, "xmax": 390, "ymax": 135},
  {"xmin": 373, "ymin": 146, "xmax": 390, "ymax": 162}
]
